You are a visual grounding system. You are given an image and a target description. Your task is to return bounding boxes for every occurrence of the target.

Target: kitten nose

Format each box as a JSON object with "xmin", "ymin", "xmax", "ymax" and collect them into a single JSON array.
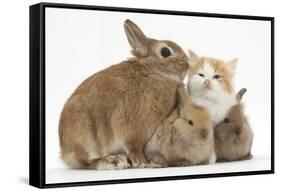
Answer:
[{"xmin": 204, "ymin": 79, "xmax": 211, "ymax": 87}]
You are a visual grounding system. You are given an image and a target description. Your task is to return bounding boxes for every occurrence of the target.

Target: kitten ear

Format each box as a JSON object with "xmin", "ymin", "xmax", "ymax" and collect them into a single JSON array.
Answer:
[
  {"xmin": 227, "ymin": 58, "xmax": 239, "ymax": 71},
  {"xmin": 188, "ymin": 49, "xmax": 199, "ymax": 67}
]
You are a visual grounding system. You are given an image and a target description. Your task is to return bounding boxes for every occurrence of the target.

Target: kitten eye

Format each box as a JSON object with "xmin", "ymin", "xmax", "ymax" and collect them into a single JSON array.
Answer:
[
  {"xmin": 198, "ymin": 73, "xmax": 204, "ymax": 77},
  {"xmin": 160, "ymin": 47, "xmax": 171, "ymax": 57},
  {"xmin": 188, "ymin": 120, "xmax": 194, "ymax": 126},
  {"xmin": 224, "ymin": 118, "xmax": 230, "ymax": 123},
  {"xmin": 213, "ymin": 74, "xmax": 220, "ymax": 79}
]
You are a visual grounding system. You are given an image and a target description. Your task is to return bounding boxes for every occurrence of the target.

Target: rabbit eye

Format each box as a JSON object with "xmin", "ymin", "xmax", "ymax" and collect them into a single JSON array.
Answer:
[
  {"xmin": 224, "ymin": 118, "xmax": 230, "ymax": 123},
  {"xmin": 188, "ymin": 120, "xmax": 193, "ymax": 126},
  {"xmin": 160, "ymin": 47, "xmax": 171, "ymax": 57},
  {"xmin": 213, "ymin": 74, "xmax": 221, "ymax": 79},
  {"xmin": 198, "ymin": 73, "xmax": 204, "ymax": 77}
]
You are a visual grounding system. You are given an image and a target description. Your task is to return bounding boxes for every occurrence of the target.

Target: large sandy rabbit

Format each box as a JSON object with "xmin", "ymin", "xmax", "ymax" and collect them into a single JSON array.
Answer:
[
  {"xmin": 145, "ymin": 85, "xmax": 216, "ymax": 167},
  {"xmin": 59, "ymin": 19, "xmax": 189, "ymax": 169},
  {"xmin": 214, "ymin": 88, "xmax": 253, "ymax": 162}
]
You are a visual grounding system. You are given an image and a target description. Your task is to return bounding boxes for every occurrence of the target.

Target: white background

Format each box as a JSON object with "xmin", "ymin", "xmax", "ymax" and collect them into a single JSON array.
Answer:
[
  {"xmin": 45, "ymin": 6, "xmax": 271, "ymax": 183},
  {"xmin": 0, "ymin": 0, "xmax": 279, "ymax": 190}
]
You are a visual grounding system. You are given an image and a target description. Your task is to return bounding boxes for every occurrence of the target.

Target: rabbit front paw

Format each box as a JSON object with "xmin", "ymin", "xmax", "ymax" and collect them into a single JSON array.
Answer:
[{"xmin": 128, "ymin": 152, "xmax": 149, "ymax": 168}]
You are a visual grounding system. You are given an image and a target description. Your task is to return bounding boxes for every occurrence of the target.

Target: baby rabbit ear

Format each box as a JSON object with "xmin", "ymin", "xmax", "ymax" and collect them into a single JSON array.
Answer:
[
  {"xmin": 124, "ymin": 19, "xmax": 148, "ymax": 57},
  {"xmin": 177, "ymin": 84, "xmax": 191, "ymax": 117},
  {"xmin": 236, "ymin": 88, "xmax": 247, "ymax": 102},
  {"xmin": 188, "ymin": 49, "xmax": 199, "ymax": 66}
]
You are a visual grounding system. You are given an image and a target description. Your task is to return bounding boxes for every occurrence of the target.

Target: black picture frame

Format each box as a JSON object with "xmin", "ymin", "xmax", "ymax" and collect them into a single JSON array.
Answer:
[{"xmin": 29, "ymin": 2, "xmax": 275, "ymax": 189}]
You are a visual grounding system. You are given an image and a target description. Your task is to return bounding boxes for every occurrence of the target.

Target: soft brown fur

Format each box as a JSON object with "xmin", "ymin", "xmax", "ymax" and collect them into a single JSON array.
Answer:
[
  {"xmin": 214, "ymin": 88, "xmax": 253, "ymax": 162},
  {"xmin": 145, "ymin": 85, "xmax": 216, "ymax": 167},
  {"xmin": 59, "ymin": 19, "xmax": 189, "ymax": 169}
]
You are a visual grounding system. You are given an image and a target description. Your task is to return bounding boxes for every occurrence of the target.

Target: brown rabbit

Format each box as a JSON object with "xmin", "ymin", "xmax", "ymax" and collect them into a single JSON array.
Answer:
[
  {"xmin": 214, "ymin": 88, "xmax": 253, "ymax": 162},
  {"xmin": 145, "ymin": 85, "xmax": 216, "ymax": 167},
  {"xmin": 59, "ymin": 19, "xmax": 189, "ymax": 169}
]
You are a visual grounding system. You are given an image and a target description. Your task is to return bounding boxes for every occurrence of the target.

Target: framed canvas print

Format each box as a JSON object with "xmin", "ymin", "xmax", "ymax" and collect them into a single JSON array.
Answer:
[{"xmin": 29, "ymin": 2, "xmax": 274, "ymax": 189}]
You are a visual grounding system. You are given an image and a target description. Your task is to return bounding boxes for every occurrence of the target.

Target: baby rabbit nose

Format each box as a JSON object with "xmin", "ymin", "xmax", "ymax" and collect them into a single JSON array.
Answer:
[
  {"xmin": 234, "ymin": 126, "xmax": 241, "ymax": 135},
  {"xmin": 200, "ymin": 129, "xmax": 208, "ymax": 139}
]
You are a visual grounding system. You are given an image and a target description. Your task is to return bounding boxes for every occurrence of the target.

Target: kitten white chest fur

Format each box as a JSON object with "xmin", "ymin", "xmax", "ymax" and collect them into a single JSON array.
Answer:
[{"xmin": 191, "ymin": 93, "xmax": 236, "ymax": 126}]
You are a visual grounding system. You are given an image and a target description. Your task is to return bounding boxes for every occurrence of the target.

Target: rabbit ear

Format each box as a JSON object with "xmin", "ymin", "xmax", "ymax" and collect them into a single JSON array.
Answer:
[
  {"xmin": 177, "ymin": 84, "xmax": 191, "ymax": 117},
  {"xmin": 236, "ymin": 88, "xmax": 247, "ymax": 102},
  {"xmin": 188, "ymin": 49, "xmax": 199, "ymax": 67},
  {"xmin": 124, "ymin": 19, "xmax": 148, "ymax": 57}
]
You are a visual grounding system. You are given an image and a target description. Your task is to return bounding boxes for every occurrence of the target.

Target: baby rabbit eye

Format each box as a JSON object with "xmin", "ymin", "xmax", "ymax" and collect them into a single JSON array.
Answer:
[
  {"xmin": 223, "ymin": 118, "xmax": 230, "ymax": 123},
  {"xmin": 188, "ymin": 120, "xmax": 194, "ymax": 126},
  {"xmin": 213, "ymin": 74, "xmax": 221, "ymax": 79},
  {"xmin": 160, "ymin": 47, "xmax": 171, "ymax": 57},
  {"xmin": 198, "ymin": 73, "xmax": 204, "ymax": 77}
]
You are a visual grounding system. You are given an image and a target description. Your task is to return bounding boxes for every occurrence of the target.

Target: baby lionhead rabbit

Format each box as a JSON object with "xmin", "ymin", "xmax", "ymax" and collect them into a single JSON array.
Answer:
[
  {"xmin": 59, "ymin": 19, "xmax": 189, "ymax": 170},
  {"xmin": 145, "ymin": 85, "xmax": 216, "ymax": 167},
  {"xmin": 214, "ymin": 88, "xmax": 253, "ymax": 162}
]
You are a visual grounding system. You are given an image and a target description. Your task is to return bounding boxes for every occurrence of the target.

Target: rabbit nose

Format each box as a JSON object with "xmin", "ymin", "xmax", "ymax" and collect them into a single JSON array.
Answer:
[
  {"xmin": 200, "ymin": 129, "xmax": 208, "ymax": 139},
  {"xmin": 178, "ymin": 56, "xmax": 188, "ymax": 64},
  {"xmin": 234, "ymin": 126, "xmax": 241, "ymax": 135},
  {"xmin": 178, "ymin": 58, "xmax": 187, "ymax": 66}
]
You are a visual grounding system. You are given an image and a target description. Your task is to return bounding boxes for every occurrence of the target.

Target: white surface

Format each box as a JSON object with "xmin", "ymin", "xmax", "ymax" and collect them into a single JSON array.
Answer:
[
  {"xmin": 45, "ymin": 3, "xmax": 271, "ymax": 184},
  {"xmin": 0, "ymin": 0, "xmax": 280, "ymax": 191},
  {"xmin": 46, "ymin": 155, "xmax": 270, "ymax": 183}
]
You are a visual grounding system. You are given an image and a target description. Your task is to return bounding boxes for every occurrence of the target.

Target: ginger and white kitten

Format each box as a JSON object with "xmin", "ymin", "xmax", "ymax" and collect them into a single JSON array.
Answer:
[{"xmin": 187, "ymin": 50, "xmax": 238, "ymax": 126}]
